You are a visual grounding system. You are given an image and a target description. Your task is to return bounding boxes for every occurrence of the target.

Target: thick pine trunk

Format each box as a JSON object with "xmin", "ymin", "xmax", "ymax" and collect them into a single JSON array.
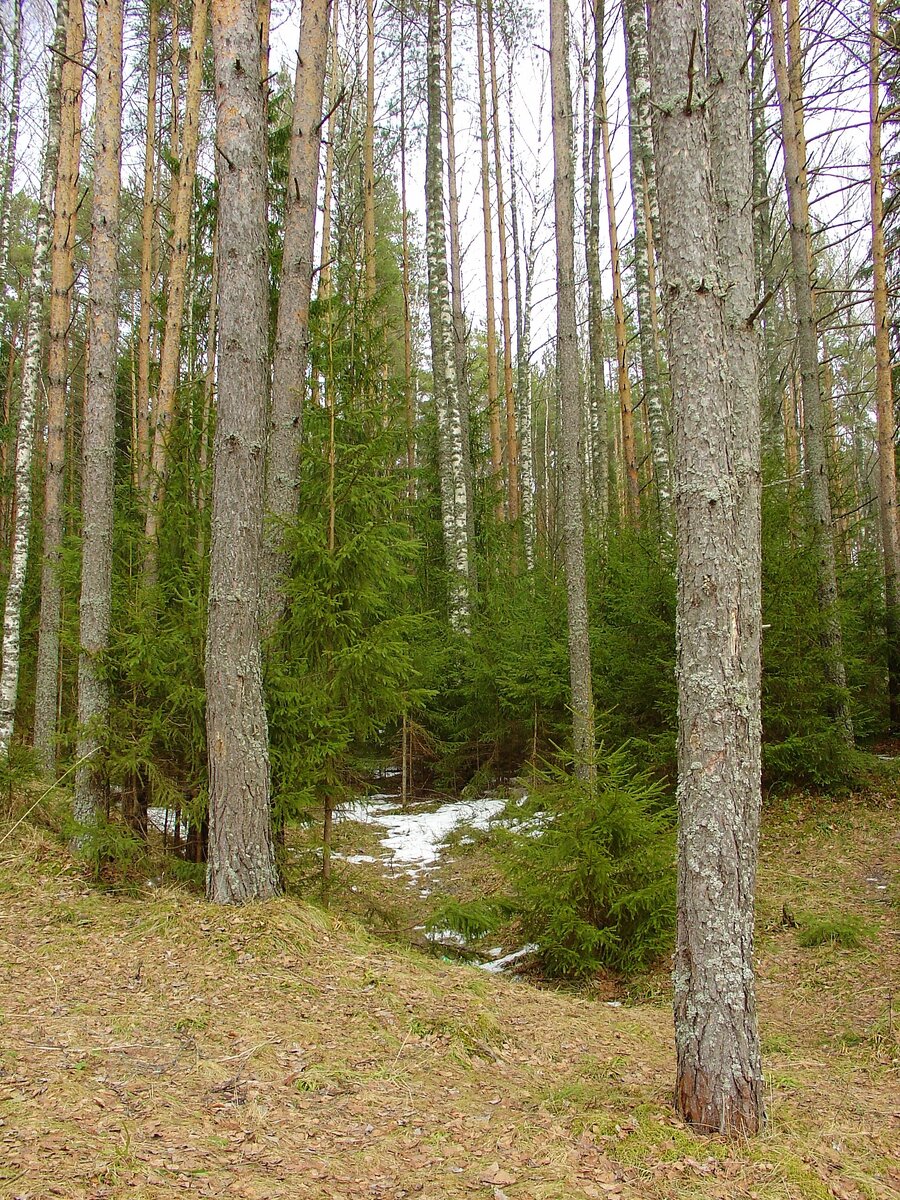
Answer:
[
  {"xmin": 74, "ymin": 0, "xmax": 124, "ymax": 828},
  {"xmin": 649, "ymin": 0, "xmax": 765, "ymax": 1136},
  {"xmin": 0, "ymin": 0, "xmax": 66, "ymax": 759},
  {"xmin": 206, "ymin": 0, "xmax": 279, "ymax": 904},
  {"xmin": 261, "ymin": 0, "xmax": 331, "ymax": 634},
  {"xmin": 33, "ymin": 0, "xmax": 84, "ymax": 776},
  {"xmin": 769, "ymin": 0, "xmax": 853, "ymax": 744},
  {"xmin": 550, "ymin": 0, "xmax": 594, "ymax": 776}
]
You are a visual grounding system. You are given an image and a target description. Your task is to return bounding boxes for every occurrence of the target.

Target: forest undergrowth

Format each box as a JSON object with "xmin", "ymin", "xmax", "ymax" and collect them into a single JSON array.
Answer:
[{"xmin": 0, "ymin": 786, "xmax": 896, "ymax": 1200}]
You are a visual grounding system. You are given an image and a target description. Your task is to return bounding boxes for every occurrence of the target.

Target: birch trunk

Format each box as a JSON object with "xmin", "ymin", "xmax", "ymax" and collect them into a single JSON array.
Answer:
[
  {"xmin": 0, "ymin": 0, "xmax": 66, "ymax": 760},
  {"xmin": 870, "ymin": 0, "xmax": 900, "ymax": 730},
  {"xmin": 769, "ymin": 0, "xmax": 853, "ymax": 744},
  {"xmin": 443, "ymin": 0, "xmax": 476, "ymax": 577},
  {"xmin": 144, "ymin": 0, "xmax": 209, "ymax": 586},
  {"xmin": 34, "ymin": 0, "xmax": 84, "ymax": 775},
  {"xmin": 425, "ymin": 0, "xmax": 469, "ymax": 627},
  {"xmin": 550, "ymin": 0, "xmax": 594, "ymax": 776},
  {"xmin": 74, "ymin": 0, "xmax": 124, "ymax": 828},
  {"xmin": 487, "ymin": 0, "xmax": 519, "ymax": 522},
  {"xmin": 649, "ymin": 0, "xmax": 764, "ymax": 1135},
  {"xmin": 136, "ymin": 0, "xmax": 159, "ymax": 497},
  {"xmin": 206, "ymin": 0, "xmax": 279, "ymax": 903},
  {"xmin": 261, "ymin": 0, "xmax": 331, "ymax": 634},
  {"xmin": 475, "ymin": 0, "xmax": 504, "ymax": 507}
]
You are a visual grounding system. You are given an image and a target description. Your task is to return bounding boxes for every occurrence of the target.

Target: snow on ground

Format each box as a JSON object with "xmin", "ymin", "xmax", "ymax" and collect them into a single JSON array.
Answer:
[{"xmin": 336, "ymin": 795, "xmax": 506, "ymax": 878}]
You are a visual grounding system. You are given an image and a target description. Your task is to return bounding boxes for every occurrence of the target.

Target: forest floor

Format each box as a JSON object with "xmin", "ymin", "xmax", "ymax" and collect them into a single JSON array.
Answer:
[{"xmin": 0, "ymin": 787, "xmax": 898, "ymax": 1200}]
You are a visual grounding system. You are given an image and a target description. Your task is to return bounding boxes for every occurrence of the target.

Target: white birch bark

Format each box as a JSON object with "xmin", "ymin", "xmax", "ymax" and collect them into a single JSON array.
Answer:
[
  {"xmin": 0, "ymin": 0, "xmax": 21, "ymax": 281},
  {"xmin": 0, "ymin": 0, "xmax": 66, "ymax": 759},
  {"xmin": 425, "ymin": 0, "xmax": 469, "ymax": 627}
]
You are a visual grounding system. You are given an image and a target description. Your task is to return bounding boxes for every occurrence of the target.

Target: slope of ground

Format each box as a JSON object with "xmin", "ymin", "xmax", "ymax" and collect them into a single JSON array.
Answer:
[{"xmin": 0, "ymin": 790, "xmax": 897, "ymax": 1200}]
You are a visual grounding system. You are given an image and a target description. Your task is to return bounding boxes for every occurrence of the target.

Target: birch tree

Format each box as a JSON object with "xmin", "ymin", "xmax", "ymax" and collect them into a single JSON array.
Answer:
[
  {"xmin": 74, "ymin": 0, "xmax": 124, "ymax": 827},
  {"xmin": 206, "ymin": 0, "xmax": 280, "ymax": 903},
  {"xmin": 649, "ymin": 0, "xmax": 765, "ymax": 1135},
  {"xmin": 425, "ymin": 0, "xmax": 470, "ymax": 626},
  {"xmin": 0, "ymin": 0, "xmax": 66, "ymax": 760}
]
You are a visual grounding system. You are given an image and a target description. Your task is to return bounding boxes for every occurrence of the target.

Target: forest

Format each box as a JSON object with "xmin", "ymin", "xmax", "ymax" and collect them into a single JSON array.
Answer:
[{"xmin": 0, "ymin": 0, "xmax": 897, "ymax": 1194}]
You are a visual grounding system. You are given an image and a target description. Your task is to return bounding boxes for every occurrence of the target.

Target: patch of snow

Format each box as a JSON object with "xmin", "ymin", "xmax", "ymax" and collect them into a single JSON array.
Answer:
[
  {"xmin": 424, "ymin": 928, "xmax": 467, "ymax": 946},
  {"xmin": 478, "ymin": 944, "xmax": 538, "ymax": 973},
  {"xmin": 486, "ymin": 947, "xmax": 504, "ymax": 959},
  {"xmin": 335, "ymin": 796, "xmax": 505, "ymax": 876}
]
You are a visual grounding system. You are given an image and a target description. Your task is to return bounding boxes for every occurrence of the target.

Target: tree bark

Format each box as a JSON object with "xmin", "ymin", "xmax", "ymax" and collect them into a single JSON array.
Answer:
[
  {"xmin": 475, "ymin": 0, "xmax": 504, "ymax": 511},
  {"xmin": 0, "ymin": 0, "xmax": 66, "ymax": 760},
  {"xmin": 34, "ymin": 0, "xmax": 84, "ymax": 776},
  {"xmin": 487, "ymin": 0, "xmax": 519, "ymax": 522},
  {"xmin": 425, "ymin": 0, "xmax": 469, "ymax": 627},
  {"xmin": 597, "ymin": 7, "xmax": 640, "ymax": 522},
  {"xmin": 769, "ymin": 0, "xmax": 853, "ymax": 744},
  {"xmin": 261, "ymin": 0, "xmax": 331, "ymax": 634},
  {"xmin": 206, "ymin": 0, "xmax": 279, "ymax": 903},
  {"xmin": 136, "ymin": 0, "xmax": 159, "ymax": 498},
  {"xmin": 0, "ymin": 0, "xmax": 22, "ymax": 279},
  {"xmin": 649, "ymin": 0, "xmax": 765, "ymax": 1135},
  {"xmin": 443, "ymin": 0, "xmax": 476, "ymax": 579},
  {"xmin": 870, "ymin": 0, "xmax": 900, "ymax": 730},
  {"xmin": 74, "ymin": 0, "xmax": 124, "ymax": 828},
  {"xmin": 363, "ymin": 0, "xmax": 376, "ymax": 301},
  {"xmin": 623, "ymin": 0, "xmax": 672, "ymax": 511},
  {"xmin": 144, "ymin": 0, "xmax": 209, "ymax": 586},
  {"xmin": 550, "ymin": 0, "xmax": 594, "ymax": 776}
]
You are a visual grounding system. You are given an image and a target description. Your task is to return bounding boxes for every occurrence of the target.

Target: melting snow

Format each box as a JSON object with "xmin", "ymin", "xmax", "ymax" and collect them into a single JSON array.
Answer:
[
  {"xmin": 478, "ymin": 944, "xmax": 538, "ymax": 973},
  {"xmin": 336, "ymin": 795, "xmax": 505, "ymax": 877}
]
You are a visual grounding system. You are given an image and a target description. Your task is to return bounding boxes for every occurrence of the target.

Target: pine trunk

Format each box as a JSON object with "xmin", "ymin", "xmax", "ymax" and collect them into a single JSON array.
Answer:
[
  {"xmin": 0, "ymin": 0, "xmax": 66, "ymax": 759},
  {"xmin": 144, "ymin": 0, "xmax": 209, "ymax": 586},
  {"xmin": 623, "ymin": 0, "xmax": 671, "ymax": 511},
  {"xmin": 650, "ymin": 0, "xmax": 765, "ymax": 1135},
  {"xmin": 550, "ymin": 0, "xmax": 594, "ymax": 776},
  {"xmin": 261, "ymin": 0, "xmax": 331, "ymax": 634},
  {"xmin": 597, "ymin": 11, "xmax": 640, "ymax": 521},
  {"xmin": 363, "ymin": 0, "xmax": 376, "ymax": 300},
  {"xmin": 74, "ymin": 0, "xmax": 124, "ymax": 828},
  {"xmin": 870, "ymin": 0, "xmax": 900, "ymax": 730},
  {"xmin": 33, "ymin": 0, "xmax": 84, "ymax": 775},
  {"xmin": 205, "ymin": 0, "xmax": 280, "ymax": 903},
  {"xmin": 769, "ymin": 0, "xmax": 853, "ymax": 744},
  {"xmin": 136, "ymin": 0, "xmax": 159, "ymax": 498}
]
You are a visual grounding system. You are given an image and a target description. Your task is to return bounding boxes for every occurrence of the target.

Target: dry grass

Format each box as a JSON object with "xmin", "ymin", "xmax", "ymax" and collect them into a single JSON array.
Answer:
[{"xmin": 0, "ymin": 789, "xmax": 897, "ymax": 1200}]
